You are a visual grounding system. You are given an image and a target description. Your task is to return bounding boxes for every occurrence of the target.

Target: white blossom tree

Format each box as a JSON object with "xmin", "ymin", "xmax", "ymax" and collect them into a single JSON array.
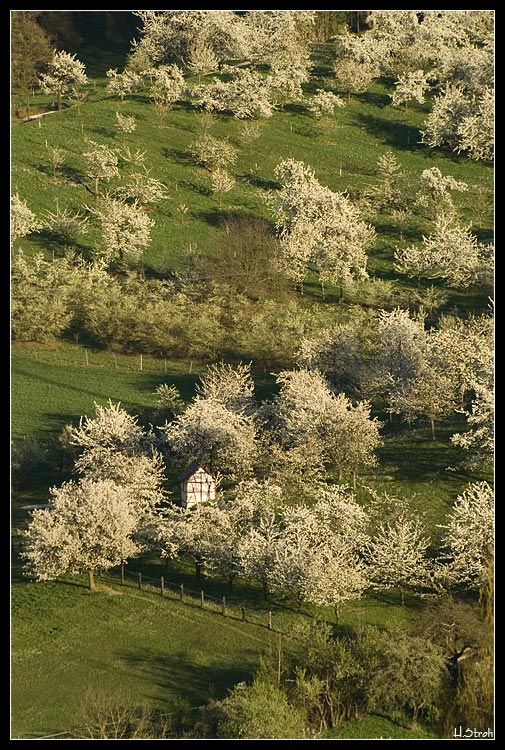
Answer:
[
  {"xmin": 456, "ymin": 86, "xmax": 494, "ymax": 162},
  {"xmin": 438, "ymin": 482, "xmax": 494, "ymax": 590},
  {"xmin": 297, "ymin": 315, "xmax": 372, "ymax": 397},
  {"xmin": 21, "ymin": 478, "xmax": 142, "ymax": 591},
  {"xmin": 82, "ymin": 141, "xmax": 120, "ymax": 197},
  {"xmin": 11, "ymin": 252, "xmax": 72, "ymax": 341},
  {"xmin": 210, "ymin": 168, "xmax": 235, "ymax": 200},
  {"xmin": 63, "ymin": 400, "xmax": 166, "ymax": 519},
  {"xmin": 302, "ymin": 544, "xmax": 370, "ymax": 623},
  {"xmin": 403, "ymin": 208, "xmax": 484, "ymax": 288},
  {"xmin": 369, "ymin": 308, "xmax": 427, "ymax": 410},
  {"xmin": 162, "ymin": 396, "xmax": 257, "ymax": 478},
  {"xmin": 87, "ymin": 198, "xmax": 154, "ymax": 266},
  {"xmin": 115, "ymin": 112, "xmax": 137, "ymax": 133},
  {"xmin": 419, "ymin": 166, "xmax": 468, "ymax": 203},
  {"xmin": 264, "ymin": 370, "xmax": 381, "ymax": 486},
  {"xmin": 388, "ymin": 362, "xmax": 457, "ymax": 439},
  {"xmin": 189, "ymin": 133, "xmax": 238, "ymax": 171},
  {"xmin": 366, "ymin": 511, "xmax": 433, "ymax": 604},
  {"xmin": 191, "ymin": 68, "xmax": 275, "ymax": 119},
  {"xmin": 333, "ymin": 57, "xmax": 378, "ymax": 100},
  {"xmin": 269, "ymin": 159, "xmax": 375, "ymax": 290},
  {"xmin": 10, "ymin": 193, "xmax": 42, "ymax": 249},
  {"xmin": 267, "ymin": 504, "xmax": 320, "ymax": 610},
  {"xmin": 429, "ymin": 313, "xmax": 494, "ymax": 409},
  {"xmin": 149, "ymin": 64, "xmax": 185, "ymax": 126},
  {"xmin": 308, "ymin": 89, "xmax": 346, "ymax": 120},
  {"xmin": 269, "ymin": 41, "xmax": 311, "ymax": 103},
  {"xmin": 362, "ymin": 151, "xmax": 407, "ymax": 215},
  {"xmin": 234, "ymin": 480, "xmax": 284, "ymax": 597},
  {"xmin": 324, "ymin": 394, "xmax": 383, "ymax": 487},
  {"xmin": 394, "ymin": 244, "xmax": 435, "ymax": 286},
  {"xmin": 196, "ymin": 362, "xmax": 256, "ymax": 415},
  {"xmin": 268, "ymin": 494, "xmax": 371, "ymax": 620},
  {"xmin": 421, "ymin": 84, "xmax": 494, "ymax": 162},
  {"xmin": 451, "ymin": 381, "xmax": 494, "ymax": 463},
  {"xmin": 187, "ymin": 37, "xmax": 219, "ymax": 80},
  {"xmin": 43, "ymin": 206, "xmax": 89, "ymax": 245},
  {"xmin": 39, "ymin": 49, "xmax": 88, "ymax": 110},
  {"xmin": 106, "ymin": 68, "xmax": 143, "ymax": 101},
  {"xmin": 114, "ymin": 172, "xmax": 168, "ymax": 207},
  {"xmin": 390, "ymin": 69, "xmax": 430, "ymax": 110}
]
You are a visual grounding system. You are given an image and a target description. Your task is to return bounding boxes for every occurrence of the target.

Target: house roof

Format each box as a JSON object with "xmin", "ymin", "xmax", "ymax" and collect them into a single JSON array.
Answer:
[{"xmin": 178, "ymin": 461, "xmax": 214, "ymax": 482}]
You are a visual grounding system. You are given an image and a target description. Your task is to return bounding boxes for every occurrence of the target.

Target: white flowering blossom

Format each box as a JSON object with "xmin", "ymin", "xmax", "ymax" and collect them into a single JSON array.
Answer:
[
  {"xmin": 11, "ymin": 194, "xmax": 42, "ymax": 247},
  {"xmin": 270, "ymin": 159, "xmax": 374, "ymax": 285},
  {"xmin": 82, "ymin": 140, "xmax": 120, "ymax": 197},
  {"xmin": 438, "ymin": 482, "xmax": 494, "ymax": 590},
  {"xmin": 419, "ymin": 166, "xmax": 468, "ymax": 202},
  {"xmin": 162, "ymin": 396, "xmax": 257, "ymax": 478},
  {"xmin": 196, "ymin": 362, "xmax": 256, "ymax": 415},
  {"xmin": 115, "ymin": 111, "xmax": 137, "ymax": 133},
  {"xmin": 333, "ymin": 57, "xmax": 378, "ymax": 98},
  {"xmin": 308, "ymin": 89, "xmax": 346, "ymax": 119},
  {"xmin": 451, "ymin": 381, "xmax": 494, "ymax": 462},
  {"xmin": 189, "ymin": 133, "xmax": 238, "ymax": 170},
  {"xmin": 192, "ymin": 68, "xmax": 275, "ymax": 119},
  {"xmin": 421, "ymin": 84, "xmax": 494, "ymax": 162},
  {"xmin": 87, "ymin": 198, "xmax": 154, "ymax": 266},
  {"xmin": 39, "ymin": 49, "xmax": 88, "ymax": 109},
  {"xmin": 210, "ymin": 168, "xmax": 236, "ymax": 196},
  {"xmin": 114, "ymin": 172, "xmax": 168, "ymax": 206},
  {"xmin": 21, "ymin": 478, "xmax": 143, "ymax": 590},
  {"xmin": 390, "ymin": 69, "xmax": 430, "ymax": 109},
  {"xmin": 366, "ymin": 511, "xmax": 433, "ymax": 603},
  {"xmin": 107, "ymin": 68, "xmax": 143, "ymax": 100}
]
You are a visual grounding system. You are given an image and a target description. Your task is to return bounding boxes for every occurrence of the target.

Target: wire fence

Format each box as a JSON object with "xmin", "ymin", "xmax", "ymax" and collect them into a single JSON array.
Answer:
[
  {"xmin": 97, "ymin": 564, "xmax": 282, "ymax": 634},
  {"xmin": 15, "ymin": 347, "xmax": 196, "ymax": 376}
]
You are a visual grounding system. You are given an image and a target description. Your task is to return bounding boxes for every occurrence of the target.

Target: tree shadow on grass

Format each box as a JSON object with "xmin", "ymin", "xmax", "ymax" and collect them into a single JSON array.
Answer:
[
  {"xmin": 162, "ymin": 147, "xmax": 194, "ymax": 167},
  {"xmin": 351, "ymin": 112, "xmax": 425, "ymax": 152},
  {"xmin": 118, "ymin": 646, "xmax": 265, "ymax": 707},
  {"xmin": 236, "ymin": 173, "xmax": 280, "ymax": 191}
]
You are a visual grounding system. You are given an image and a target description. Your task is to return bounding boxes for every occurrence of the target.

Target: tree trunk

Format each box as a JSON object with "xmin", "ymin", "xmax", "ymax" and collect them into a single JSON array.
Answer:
[
  {"xmin": 334, "ymin": 603, "xmax": 341, "ymax": 624},
  {"xmin": 195, "ymin": 560, "xmax": 202, "ymax": 579},
  {"xmin": 88, "ymin": 569, "xmax": 95, "ymax": 591},
  {"xmin": 57, "ymin": 92, "xmax": 62, "ymax": 110},
  {"xmin": 400, "ymin": 587, "xmax": 405, "ymax": 606},
  {"xmin": 430, "ymin": 418, "xmax": 435, "ymax": 440},
  {"xmin": 352, "ymin": 470, "xmax": 357, "ymax": 489}
]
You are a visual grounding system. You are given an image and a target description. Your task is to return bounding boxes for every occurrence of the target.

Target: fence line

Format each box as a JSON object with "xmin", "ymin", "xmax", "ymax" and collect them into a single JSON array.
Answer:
[
  {"xmin": 16, "ymin": 349, "xmax": 197, "ymax": 376},
  {"xmin": 98, "ymin": 566, "xmax": 279, "ymax": 634}
]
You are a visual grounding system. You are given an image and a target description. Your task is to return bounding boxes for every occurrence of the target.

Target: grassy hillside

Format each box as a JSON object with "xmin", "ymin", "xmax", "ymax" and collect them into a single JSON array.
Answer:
[
  {"xmin": 11, "ymin": 62, "xmax": 493, "ymax": 283},
  {"xmin": 11, "ymin": 574, "xmax": 278, "ymax": 738},
  {"xmin": 11, "ymin": 21, "xmax": 493, "ymax": 740}
]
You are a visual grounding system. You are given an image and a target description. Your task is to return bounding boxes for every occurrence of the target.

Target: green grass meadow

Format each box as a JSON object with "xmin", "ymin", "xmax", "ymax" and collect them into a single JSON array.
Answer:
[{"xmin": 11, "ymin": 28, "xmax": 493, "ymax": 739}]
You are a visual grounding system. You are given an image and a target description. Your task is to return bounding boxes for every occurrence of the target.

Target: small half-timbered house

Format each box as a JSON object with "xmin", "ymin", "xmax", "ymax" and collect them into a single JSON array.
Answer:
[{"xmin": 179, "ymin": 461, "xmax": 216, "ymax": 509}]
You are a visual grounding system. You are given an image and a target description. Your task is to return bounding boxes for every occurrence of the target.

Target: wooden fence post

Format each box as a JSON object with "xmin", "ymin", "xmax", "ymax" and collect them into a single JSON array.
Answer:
[
  {"xmin": 268, "ymin": 611, "xmax": 272, "ymax": 630},
  {"xmin": 200, "ymin": 590, "xmax": 204, "ymax": 608},
  {"xmin": 222, "ymin": 596, "xmax": 226, "ymax": 616},
  {"xmin": 138, "ymin": 572, "xmax": 142, "ymax": 590},
  {"xmin": 180, "ymin": 583, "xmax": 184, "ymax": 602},
  {"xmin": 140, "ymin": 354, "xmax": 143, "ymax": 371},
  {"xmin": 161, "ymin": 576, "xmax": 165, "ymax": 596}
]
